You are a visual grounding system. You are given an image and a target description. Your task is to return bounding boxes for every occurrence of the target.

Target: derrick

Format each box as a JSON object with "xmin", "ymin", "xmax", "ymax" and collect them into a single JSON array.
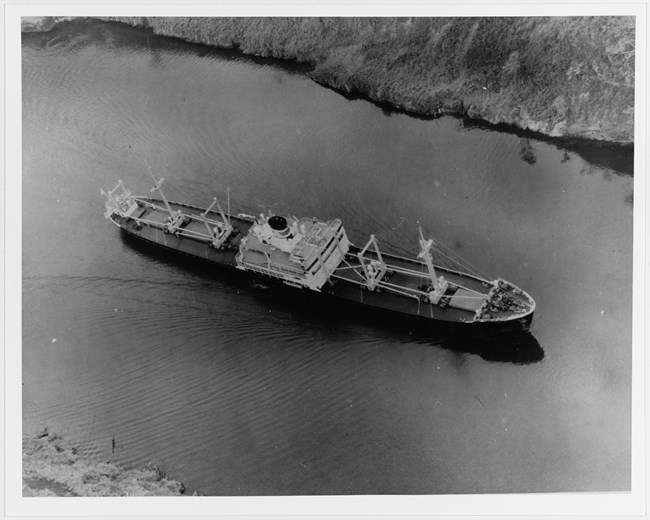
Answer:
[{"xmin": 356, "ymin": 234, "xmax": 387, "ymax": 291}]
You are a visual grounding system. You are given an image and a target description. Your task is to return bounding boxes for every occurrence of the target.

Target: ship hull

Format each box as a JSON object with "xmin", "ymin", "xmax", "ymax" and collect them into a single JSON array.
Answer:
[{"xmin": 111, "ymin": 199, "xmax": 534, "ymax": 333}]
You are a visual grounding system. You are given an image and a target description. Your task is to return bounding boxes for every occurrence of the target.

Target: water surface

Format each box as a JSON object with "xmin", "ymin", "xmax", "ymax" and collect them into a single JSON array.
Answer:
[{"xmin": 22, "ymin": 20, "xmax": 633, "ymax": 495}]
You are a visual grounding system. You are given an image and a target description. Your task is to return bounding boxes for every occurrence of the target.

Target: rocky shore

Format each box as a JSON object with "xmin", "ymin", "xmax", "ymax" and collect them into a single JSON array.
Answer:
[
  {"xmin": 22, "ymin": 16, "xmax": 634, "ymax": 145},
  {"xmin": 23, "ymin": 430, "xmax": 187, "ymax": 497}
]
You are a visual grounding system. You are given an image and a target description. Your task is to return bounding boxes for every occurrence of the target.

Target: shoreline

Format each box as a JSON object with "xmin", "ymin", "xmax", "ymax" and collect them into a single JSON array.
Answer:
[
  {"xmin": 23, "ymin": 429, "xmax": 193, "ymax": 497},
  {"xmin": 21, "ymin": 16, "xmax": 634, "ymax": 150}
]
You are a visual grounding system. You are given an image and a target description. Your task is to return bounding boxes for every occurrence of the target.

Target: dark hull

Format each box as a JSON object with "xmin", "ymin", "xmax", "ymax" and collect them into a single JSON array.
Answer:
[
  {"xmin": 117, "ymin": 229, "xmax": 542, "ymax": 363},
  {"xmin": 112, "ymin": 203, "xmax": 534, "ymax": 333}
]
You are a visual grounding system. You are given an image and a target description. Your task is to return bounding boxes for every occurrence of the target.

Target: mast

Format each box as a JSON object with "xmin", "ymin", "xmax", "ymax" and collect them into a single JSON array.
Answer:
[
  {"xmin": 148, "ymin": 174, "xmax": 174, "ymax": 217},
  {"xmin": 200, "ymin": 196, "xmax": 228, "ymax": 224},
  {"xmin": 227, "ymin": 188, "xmax": 231, "ymax": 225},
  {"xmin": 215, "ymin": 198, "xmax": 229, "ymax": 227},
  {"xmin": 357, "ymin": 234, "xmax": 387, "ymax": 291},
  {"xmin": 199, "ymin": 192, "xmax": 234, "ymax": 248},
  {"xmin": 417, "ymin": 224, "xmax": 441, "ymax": 291},
  {"xmin": 200, "ymin": 197, "xmax": 219, "ymax": 235}
]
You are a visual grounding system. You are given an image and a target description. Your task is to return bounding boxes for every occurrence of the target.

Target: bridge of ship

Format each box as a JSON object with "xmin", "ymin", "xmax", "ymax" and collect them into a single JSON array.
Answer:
[
  {"xmin": 236, "ymin": 232, "xmax": 304, "ymax": 277},
  {"xmin": 238, "ymin": 218, "xmax": 342, "ymax": 272}
]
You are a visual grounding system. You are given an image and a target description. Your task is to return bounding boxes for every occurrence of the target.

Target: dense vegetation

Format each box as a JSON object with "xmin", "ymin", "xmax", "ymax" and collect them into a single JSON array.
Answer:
[
  {"xmin": 23, "ymin": 431, "xmax": 186, "ymax": 496},
  {"xmin": 103, "ymin": 16, "xmax": 634, "ymax": 143},
  {"xmin": 23, "ymin": 16, "xmax": 634, "ymax": 143}
]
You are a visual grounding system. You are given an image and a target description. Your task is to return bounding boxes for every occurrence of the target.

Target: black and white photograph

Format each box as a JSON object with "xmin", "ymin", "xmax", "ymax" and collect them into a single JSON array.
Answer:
[{"xmin": 4, "ymin": 1, "xmax": 646, "ymax": 518}]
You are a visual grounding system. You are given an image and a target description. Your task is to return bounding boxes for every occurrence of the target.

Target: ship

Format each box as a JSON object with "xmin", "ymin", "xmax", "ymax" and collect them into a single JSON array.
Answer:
[{"xmin": 102, "ymin": 177, "xmax": 535, "ymax": 332}]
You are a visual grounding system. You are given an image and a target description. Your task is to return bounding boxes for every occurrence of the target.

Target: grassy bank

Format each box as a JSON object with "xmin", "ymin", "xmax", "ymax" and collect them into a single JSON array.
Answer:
[
  {"xmin": 23, "ymin": 430, "xmax": 186, "ymax": 496},
  {"xmin": 22, "ymin": 16, "xmax": 634, "ymax": 144}
]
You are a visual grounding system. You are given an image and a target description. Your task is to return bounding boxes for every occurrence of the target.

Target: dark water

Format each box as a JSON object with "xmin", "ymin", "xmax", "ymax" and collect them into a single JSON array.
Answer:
[{"xmin": 22, "ymin": 20, "xmax": 633, "ymax": 495}]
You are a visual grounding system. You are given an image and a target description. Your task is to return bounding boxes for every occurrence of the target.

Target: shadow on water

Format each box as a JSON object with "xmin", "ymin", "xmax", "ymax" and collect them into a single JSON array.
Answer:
[
  {"xmin": 377, "ymin": 102, "xmax": 633, "ymax": 176},
  {"xmin": 311, "ymin": 77, "xmax": 633, "ymax": 177},
  {"xmin": 518, "ymin": 137, "xmax": 537, "ymax": 165},
  {"xmin": 119, "ymin": 231, "xmax": 544, "ymax": 365},
  {"xmin": 460, "ymin": 117, "xmax": 633, "ymax": 176},
  {"xmin": 300, "ymin": 301, "xmax": 545, "ymax": 365},
  {"xmin": 348, "ymin": 311, "xmax": 544, "ymax": 365}
]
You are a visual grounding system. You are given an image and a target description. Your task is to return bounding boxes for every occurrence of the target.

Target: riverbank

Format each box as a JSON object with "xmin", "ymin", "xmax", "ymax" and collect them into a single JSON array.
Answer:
[
  {"xmin": 23, "ymin": 430, "xmax": 187, "ymax": 496},
  {"xmin": 21, "ymin": 16, "xmax": 634, "ymax": 145}
]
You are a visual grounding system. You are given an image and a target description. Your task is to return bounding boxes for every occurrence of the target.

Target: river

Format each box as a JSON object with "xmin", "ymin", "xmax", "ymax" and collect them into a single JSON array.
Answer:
[{"xmin": 21, "ymin": 19, "xmax": 633, "ymax": 495}]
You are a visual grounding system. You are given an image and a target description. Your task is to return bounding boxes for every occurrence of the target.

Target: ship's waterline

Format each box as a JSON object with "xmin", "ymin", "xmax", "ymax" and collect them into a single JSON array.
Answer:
[
  {"xmin": 102, "ymin": 183, "xmax": 535, "ymax": 332},
  {"xmin": 22, "ymin": 19, "xmax": 632, "ymax": 495}
]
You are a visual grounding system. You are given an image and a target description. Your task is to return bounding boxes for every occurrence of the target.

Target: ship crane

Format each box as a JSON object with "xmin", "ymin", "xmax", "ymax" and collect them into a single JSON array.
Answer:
[
  {"xmin": 199, "ymin": 191, "xmax": 234, "ymax": 248},
  {"xmin": 147, "ymin": 174, "xmax": 186, "ymax": 234},
  {"xmin": 357, "ymin": 234, "xmax": 387, "ymax": 291},
  {"xmin": 417, "ymin": 225, "xmax": 449, "ymax": 304}
]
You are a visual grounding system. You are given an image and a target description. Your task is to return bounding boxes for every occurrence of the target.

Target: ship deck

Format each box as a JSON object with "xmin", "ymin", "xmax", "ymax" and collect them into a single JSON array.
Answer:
[
  {"xmin": 113, "ymin": 198, "xmax": 533, "ymax": 327},
  {"xmin": 114, "ymin": 197, "xmax": 254, "ymax": 268},
  {"xmin": 334, "ymin": 246, "xmax": 490, "ymax": 296},
  {"xmin": 324, "ymin": 245, "xmax": 492, "ymax": 323}
]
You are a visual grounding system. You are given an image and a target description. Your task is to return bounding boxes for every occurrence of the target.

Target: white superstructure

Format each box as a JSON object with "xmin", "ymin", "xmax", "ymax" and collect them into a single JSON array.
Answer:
[{"xmin": 236, "ymin": 213, "xmax": 350, "ymax": 291}]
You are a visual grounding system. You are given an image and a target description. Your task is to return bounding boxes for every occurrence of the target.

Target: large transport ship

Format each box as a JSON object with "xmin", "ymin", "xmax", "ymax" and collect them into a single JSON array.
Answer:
[{"xmin": 103, "ymin": 178, "xmax": 535, "ymax": 332}]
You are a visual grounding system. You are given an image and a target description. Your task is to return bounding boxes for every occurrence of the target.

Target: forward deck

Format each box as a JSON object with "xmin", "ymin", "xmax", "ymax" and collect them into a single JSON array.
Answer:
[{"xmin": 323, "ymin": 246, "xmax": 491, "ymax": 323}]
